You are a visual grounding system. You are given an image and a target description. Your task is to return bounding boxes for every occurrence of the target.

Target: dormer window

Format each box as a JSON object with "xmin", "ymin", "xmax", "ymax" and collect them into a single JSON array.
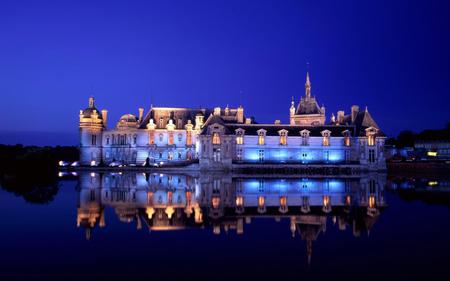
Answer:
[
  {"xmin": 235, "ymin": 129, "xmax": 244, "ymax": 145},
  {"xmin": 342, "ymin": 130, "xmax": 351, "ymax": 147},
  {"xmin": 212, "ymin": 133, "xmax": 221, "ymax": 145},
  {"xmin": 366, "ymin": 127, "xmax": 377, "ymax": 146},
  {"xmin": 321, "ymin": 130, "xmax": 331, "ymax": 146},
  {"xmin": 300, "ymin": 129, "xmax": 310, "ymax": 146},
  {"xmin": 279, "ymin": 129, "xmax": 288, "ymax": 146},
  {"xmin": 257, "ymin": 129, "xmax": 266, "ymax": 145},
  {"xmin": 159, "ymin": 118, "xmax": 164, "ymax": 128}
]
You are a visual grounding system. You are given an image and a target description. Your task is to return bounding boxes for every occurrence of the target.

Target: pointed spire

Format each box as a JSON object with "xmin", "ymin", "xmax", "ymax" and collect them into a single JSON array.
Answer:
[{"xmin": 305, "ymin": 72, "xmax": 311, "ymax": 99}]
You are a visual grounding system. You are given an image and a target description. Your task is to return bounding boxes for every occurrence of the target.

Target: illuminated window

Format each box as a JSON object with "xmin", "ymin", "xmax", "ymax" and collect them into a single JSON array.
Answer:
[
  {"xmin": 368, "ymin": 135, "xmax": 375, "ymax": 146},
  {"xmin": 148, "ymin": 131, "xmax": 155, "ymax": 144},
  {"xmin": 212, "ymin": 133, "xmax": 221, "ymax": 145},
  {"xmin": 344, "ymin": 136, "xmax": 351, "ymax": 146},
  {"xmin": 256, "ymin": 129, "xmax": 266, "ymax": 145},
  {"xmin": 168, "ymin": 132, "xmax": 174, "ymax": 145},
  {"xmin": 258, "ymin": 149, "xmax": 264, "ymax": 162},
  {"xmin": 279, "ymin": 130, "xmax": 288, "ymax": 145},
  {"xmin": 159, "ymin": 118, "xmax": 164, "ymax": 128},
  {"xmin": 186, "ymin": 131, "xmax": 192, "ymax": 146},
  {"xmin": 321, "ymin": 130, "xmax": 330, "ymax": 146}
]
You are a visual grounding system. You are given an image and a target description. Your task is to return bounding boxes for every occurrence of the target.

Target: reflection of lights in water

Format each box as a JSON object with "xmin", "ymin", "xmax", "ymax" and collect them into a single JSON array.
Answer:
[
  {"xmin": 428, "ymin": 181, "xmax": 438, "ymax": 186},
  {"xmin": 236, "ymin": 196, "xmax": 244, "ymax": 207},
  {"xmin": 258, "ymin": 196, "xmax": 265, "ymax": 207},
  {"xmin": 368, "ymin": 196, "xmax": 376, "ymax": 208},
  {"xmin": 346, "ymin": 195, "xmax": 352, "ymax": 205},
  {"xmin": 212, "ymin": 197, "xmax": 220, "ymax": 209}
]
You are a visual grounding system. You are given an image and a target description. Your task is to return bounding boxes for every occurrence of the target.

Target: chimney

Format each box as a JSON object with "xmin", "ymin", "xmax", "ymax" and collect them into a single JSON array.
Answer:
[
  {"xmin": 101, "ymin": 110, "xmax": 108, "ymax": 127},
  {"xmin": 351, "ymin": 105, "xmax": 359, "ymax": 123},
  {"xmin": 337, "ymin": 111, "xmax": 345, "ymax": 124},
  {"xmin": 214, "ymin": 107, "xmax": 221, "ymax": 116},
  {"xmin": 245, "ymin": 118, "xmax": 252, "ymax": 124},
  {"xmin": 274, "ymin": 120, "xmax": 281, "ymax": 125},
  {"xmin": 138, "ymin": 107, "xmax": 144, "ymax": 122},
  {"xmin": 237, "ymin": 106, "xmax": 244, "ymax": 123}
]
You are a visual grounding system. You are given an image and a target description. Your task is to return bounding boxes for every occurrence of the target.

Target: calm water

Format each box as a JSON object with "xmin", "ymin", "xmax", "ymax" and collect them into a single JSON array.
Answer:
[{"xmin": 0, "ymin": 172, "xmax": 449, "ymax": 281}]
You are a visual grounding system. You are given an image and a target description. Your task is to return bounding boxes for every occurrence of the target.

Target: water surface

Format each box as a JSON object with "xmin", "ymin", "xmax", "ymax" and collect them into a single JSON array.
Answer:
[{"xmin": 0, "ymin": 172, "xmax": 449, "ymax": 281}]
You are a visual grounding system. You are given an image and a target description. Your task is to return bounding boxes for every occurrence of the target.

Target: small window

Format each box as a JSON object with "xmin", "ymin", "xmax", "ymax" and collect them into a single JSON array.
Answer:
[
  {"xmin": 159, "ymin": 133, "xmax": 163, "ymax": 142},
  {"xmin": 178, "ymin": 133, "xmax": 183, "ymax": 142}
]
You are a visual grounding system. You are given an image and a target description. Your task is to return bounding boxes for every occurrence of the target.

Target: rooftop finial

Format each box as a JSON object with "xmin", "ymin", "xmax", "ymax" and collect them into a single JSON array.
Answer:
[{"xmin": 88, "ymin": 96, "xmax": 95, "ymax": 108}]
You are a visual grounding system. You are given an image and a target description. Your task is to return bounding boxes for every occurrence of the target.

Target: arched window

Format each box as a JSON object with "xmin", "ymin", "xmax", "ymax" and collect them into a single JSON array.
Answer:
[
  {"xmin": 133, "ymin": 135, "xmax": 137, "ymax": 145},
  {"xmin": 159, "ymin": 118, "xmax": 164, "ymax": 128},
  {"xmin": 178, "ymin": 133, "xmax": 183, "ymax": 142},
  {"xmin": 368, "ymin": 135, "xmax": 375, "ymax": 146},
  {"xmin": 159, "ymin": 133, "xmax": 163, "ymax": 142},
  {"xmin": 212, "ymin": 133, "xmax": 221, "ymax": 145}
]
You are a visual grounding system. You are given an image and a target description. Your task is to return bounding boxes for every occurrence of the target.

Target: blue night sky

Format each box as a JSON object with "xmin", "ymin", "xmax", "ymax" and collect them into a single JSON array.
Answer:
[{"xmin": 0, "ymin": 0, "xmax": 449, "ymax": 145}]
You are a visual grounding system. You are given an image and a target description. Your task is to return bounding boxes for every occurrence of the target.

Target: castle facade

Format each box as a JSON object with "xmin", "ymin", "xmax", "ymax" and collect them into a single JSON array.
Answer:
[{"xmin": 79, "ymin": 73, "xmax": 386, "ymax": 170}]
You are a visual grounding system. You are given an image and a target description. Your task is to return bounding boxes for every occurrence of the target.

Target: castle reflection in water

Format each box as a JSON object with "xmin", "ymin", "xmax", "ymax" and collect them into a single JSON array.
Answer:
[{"xmin": 76, "ymin": 172, "xmax": 386, "ymax": 264}]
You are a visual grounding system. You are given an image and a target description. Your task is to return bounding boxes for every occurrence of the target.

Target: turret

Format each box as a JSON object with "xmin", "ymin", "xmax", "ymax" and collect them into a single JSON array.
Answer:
[
  {"xmin": 290, "ymin": 97, "xmax": 296, "ymax": 125},
  {"xmin": 237, "ymin": 106, "xmax": 244, "ymax": 123},
  {"xmin": 79, "ymin": 97, "xmax": 104, "ymax": 165}
]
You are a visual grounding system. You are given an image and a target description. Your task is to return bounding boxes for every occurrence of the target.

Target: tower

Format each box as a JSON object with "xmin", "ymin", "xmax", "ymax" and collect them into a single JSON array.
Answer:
[
  {"xmin": 79, "ymin": 97, "xmax": 106, "ymax": 165},
  {"xmin": 289, "ymin": 72, "xmax": 326, "ymax": 126}
]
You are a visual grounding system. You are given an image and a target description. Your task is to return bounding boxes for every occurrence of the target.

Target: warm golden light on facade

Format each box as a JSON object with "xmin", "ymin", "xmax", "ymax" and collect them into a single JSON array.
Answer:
[
  {"xmin": 322, "ymin": 136, "xmax": 330, "ymax": 146},
  {"xmin": 212, "ymin": 133, "xmax": 221, "ymax": 145},
  {"xmin": 236, "ymin": 136, "xmax": 244, "ymax": 145},
  {"xmin": 258, "ymin": 135, "xmax": 265, "ymax": 145},
  {"xmin": 279, "ymin": 130, "xmax": 287, "ymax": 145},
  {"xmin": 186, "ymin": 131, "xmax": 192, "ymax": 146},
  {"xmin": 346, "ymin": 195, "xmax": 351, "ymax": 205},
  {"xmin": 368, "ymin": 135, "xmax": 375, "ymax": 146},
  {"xmin": 344, "ymin": 136, "xmax": 351, "ymax": 147},
  {"xmin": 168, "ymin": 132, "xmax": 174, "ymax": 145}
]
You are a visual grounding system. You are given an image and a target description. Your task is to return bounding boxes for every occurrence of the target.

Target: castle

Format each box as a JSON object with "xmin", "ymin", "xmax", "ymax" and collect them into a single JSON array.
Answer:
[{"xmin": 79, "ymin": 72, "xmax": 386, "ymax": 170}]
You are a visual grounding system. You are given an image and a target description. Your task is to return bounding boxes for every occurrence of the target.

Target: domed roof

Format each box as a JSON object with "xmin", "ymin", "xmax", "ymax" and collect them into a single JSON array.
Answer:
[
  {"xmin": 81, "ymin": 107, "xmax": 102, "ymax": 119},
  {"xmin": 117, "ymin": 114, "xmax": 138, "ymax": 129},
  {"xmin": 119, "ymin": 114, "xmax": 138, "ymax": 123},
  {"xmin": 81, "ymin": 97, "xmax": 102, "ymax": 119}
]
